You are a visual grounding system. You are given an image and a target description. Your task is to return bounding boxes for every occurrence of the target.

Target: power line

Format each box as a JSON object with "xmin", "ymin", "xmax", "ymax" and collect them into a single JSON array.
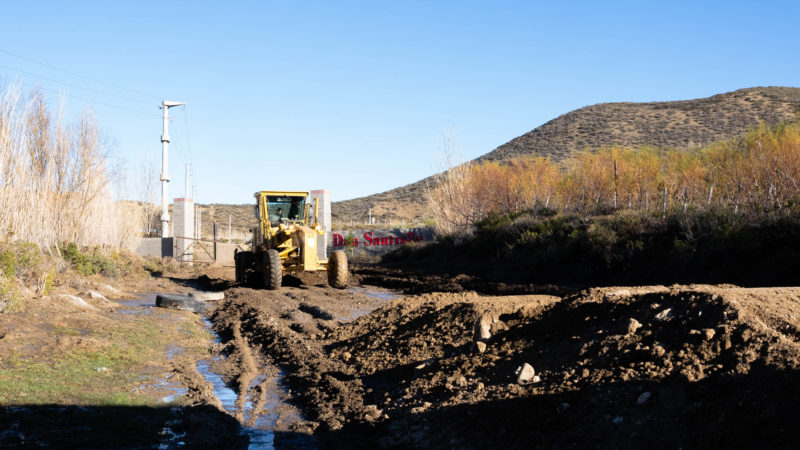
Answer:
[
  {"xmin": 183, "ymin": 105, "xmax": 193, "ymax": 163},
  {"xmin": 0, "ymin": 75, "xmax": 161, "ymax": 118},
  {"xmin": 0, "ymin": 48, "xmax": 162, "ymax": 101},
  {"xmin": 0, "ymin": 62, "xmax": 154, "ymax": 106},
  {"xmin": 168, "ymin": 116, "xmax": 190, "ymax": 163}
]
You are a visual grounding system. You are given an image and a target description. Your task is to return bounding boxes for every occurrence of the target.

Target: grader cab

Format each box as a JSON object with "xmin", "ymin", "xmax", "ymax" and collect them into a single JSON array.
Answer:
[{"xmin": 234, "ymin": 190, "xmax": 348, "ymax": 290}]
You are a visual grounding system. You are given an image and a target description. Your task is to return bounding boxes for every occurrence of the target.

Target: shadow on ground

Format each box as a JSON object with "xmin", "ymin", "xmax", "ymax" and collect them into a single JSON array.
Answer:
[{"xmin": 0, "ymin": 404, "xmax": 314, "ymax": 449}]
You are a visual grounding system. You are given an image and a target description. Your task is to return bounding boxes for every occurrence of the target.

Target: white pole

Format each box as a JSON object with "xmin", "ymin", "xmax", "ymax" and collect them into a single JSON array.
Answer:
[{"xmin": 159, "ymin": 100, "xmax": 185, "ymax": 238}]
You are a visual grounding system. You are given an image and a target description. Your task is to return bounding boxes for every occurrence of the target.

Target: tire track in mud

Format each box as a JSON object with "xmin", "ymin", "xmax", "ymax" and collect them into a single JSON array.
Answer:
[
  {"xmin": 228, "ymin": 320, "xmax": 259, "ymax": 422},
  {"xmin": 205, "ymin": 279, "xmax": 800, "ymax": 448},
  {"xmin": 211, "ymin": 291, "xmax": 372, "ymax": 432}
]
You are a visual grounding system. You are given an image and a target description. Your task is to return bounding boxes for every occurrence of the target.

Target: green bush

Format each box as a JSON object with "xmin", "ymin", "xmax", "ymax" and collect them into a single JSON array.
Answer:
[
  {"xmin": 384, "ymin": 207, "xmax": 800, "ymax": 286},
  {"xmin": 61, "ymin": 243, "xmax": 125, "ymax": 277},
  {"xmin": 0, "ymin": 250, "xmax": 15, "ymax": 277}
]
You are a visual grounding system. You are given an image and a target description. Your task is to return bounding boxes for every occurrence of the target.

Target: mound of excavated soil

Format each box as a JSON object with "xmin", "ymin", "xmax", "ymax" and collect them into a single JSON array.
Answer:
[{"xmin": 212, "ymin": 283, "xmax": 800, "ymax": 448}]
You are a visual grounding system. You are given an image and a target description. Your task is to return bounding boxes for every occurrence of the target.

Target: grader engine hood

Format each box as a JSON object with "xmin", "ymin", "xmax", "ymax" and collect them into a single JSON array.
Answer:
[{"xmin": 291, "ymin": 225, "xmax": 321, "ymax": 271}]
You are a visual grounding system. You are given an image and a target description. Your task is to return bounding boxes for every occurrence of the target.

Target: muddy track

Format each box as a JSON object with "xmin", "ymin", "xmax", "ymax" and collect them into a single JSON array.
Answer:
[{"xmin": 203, "ymin": 268, "xmax": 800, "ymax": 448}]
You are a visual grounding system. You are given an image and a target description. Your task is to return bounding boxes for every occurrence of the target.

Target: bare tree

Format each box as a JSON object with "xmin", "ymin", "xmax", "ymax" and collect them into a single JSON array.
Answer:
[
  {"xmin": 138, "ymin": 155, "xmax": 161, "ymax": 237},
  {"xmin": 425, "ymin": 132, "xmax": 481, "ymax": 236}
]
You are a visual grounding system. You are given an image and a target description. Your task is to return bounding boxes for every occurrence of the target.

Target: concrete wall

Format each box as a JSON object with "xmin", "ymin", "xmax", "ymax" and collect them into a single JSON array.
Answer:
[
  {"xmin": 309, "ymin": 189, "xmax": 331, "ymax": 261},
  {"xmin": 173, "ymin": 198, "xmax": 194, "ymax": 262},
  {"xmin": 134, "ymin": 237, "xmax": 243, "ymax": 266},
  {"xmin": 329, "ymin": 227, "xmax": 436, "ymax": 262},
  {"xmin": 214, "ymin": 242, "xmax": 247, "ymax": 266},
  {"xmin": 135, "ymin": 237, "xmax": 174, "ymax": 258}
]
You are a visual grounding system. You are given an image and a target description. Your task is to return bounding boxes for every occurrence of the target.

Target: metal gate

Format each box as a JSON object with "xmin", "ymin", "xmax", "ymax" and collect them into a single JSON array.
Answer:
[{"xmin": 174, "ymin": 236, "xmax": 218, "ymax": 263}]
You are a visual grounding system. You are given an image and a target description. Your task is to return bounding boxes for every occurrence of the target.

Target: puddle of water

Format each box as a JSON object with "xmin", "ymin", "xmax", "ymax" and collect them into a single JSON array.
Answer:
[
  {"xmin": 196, "ymin": 358, "xmax": 274, "ymax": 449},
  {"xmin": 114, "ymin": 293, "xmax": 158, "ymax": 315},
  {"xmin": 118, "ymin": 295, "xmax": 314, "ymax": 448},
  {"xmin": 348, "ymin": 286, "xmax": 401, "ymax": 301},
  {"xmin": 166, "ymin": 345, "xmax": 183, "ymax": 360},
  {"xmin": 345, "ymin": 286, "xmax": 403, "ymax": 321}
]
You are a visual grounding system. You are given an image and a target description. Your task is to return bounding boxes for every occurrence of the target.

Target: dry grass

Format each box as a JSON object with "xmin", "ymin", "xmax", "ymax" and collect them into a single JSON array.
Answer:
[
  {"xmin": 0, "ymin": 84, "xmax": 139, "ymax": 249},
  {"xmin": 426, "ymin": 120, "xmax": 800, "ymax": 229},
  {"xmin": 334, "ymin": 87, "xmax": 800, "ymax": 223}
]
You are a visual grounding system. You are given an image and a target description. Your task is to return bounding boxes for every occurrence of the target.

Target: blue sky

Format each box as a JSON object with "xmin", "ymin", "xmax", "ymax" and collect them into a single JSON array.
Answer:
[{"xmin": 0, "ymin": 1, "xmax": 798, "ymax": 204}]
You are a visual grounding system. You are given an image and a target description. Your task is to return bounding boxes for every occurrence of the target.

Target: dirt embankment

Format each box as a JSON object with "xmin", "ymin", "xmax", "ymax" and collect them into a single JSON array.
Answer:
[{"xmin": 209, "ymin": 276, "xmax": 800, "ymax": 448}]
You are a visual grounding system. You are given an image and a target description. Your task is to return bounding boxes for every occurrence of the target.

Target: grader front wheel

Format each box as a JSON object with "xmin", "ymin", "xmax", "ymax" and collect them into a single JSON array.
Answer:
[
  {"xmin": 262, "ymin": 249, "xmax": 282, "ymax": 290},
  {"xmin": 327, "ymin": 250, "xmax": 349, "ymax": 289}
]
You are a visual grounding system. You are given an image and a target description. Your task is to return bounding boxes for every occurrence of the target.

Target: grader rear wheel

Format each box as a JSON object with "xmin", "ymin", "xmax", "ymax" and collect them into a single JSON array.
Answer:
[
  {"xmin": 235, "ymin": 252, "xmax": 244, "ymax": 283},
  {"xmin": 327, "ymin": 250, "xmax": 349, "ymax": 289},
  {"xmin": 262, "ymin": 249, "xmax": 282, "ymax": 290},
  {"xmin": 235, "ymin": 251, "xmax": 254, "ymax": 286}
]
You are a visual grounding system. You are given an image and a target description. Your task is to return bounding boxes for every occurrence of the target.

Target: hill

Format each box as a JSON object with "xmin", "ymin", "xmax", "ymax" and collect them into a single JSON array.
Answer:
[{"xmin": 333, "ymin": 86, "xmax": 800, "ymax": 223}]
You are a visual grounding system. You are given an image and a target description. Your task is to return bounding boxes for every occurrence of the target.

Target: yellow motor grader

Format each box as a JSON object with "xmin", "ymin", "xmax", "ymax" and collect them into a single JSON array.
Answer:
[{"xmin": 234, "ymin": 190, "xmax": 348, "ymax": 290}]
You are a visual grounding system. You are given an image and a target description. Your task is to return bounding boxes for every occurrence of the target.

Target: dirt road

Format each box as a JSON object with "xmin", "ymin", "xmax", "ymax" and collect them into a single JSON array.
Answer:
[
  {"xmin": 199, "ymin": 265, "xmax": 800, "ymax": 448},
  {"xmin": 4, "ymin": 260, "xmax": 800, "ymax": 448}
]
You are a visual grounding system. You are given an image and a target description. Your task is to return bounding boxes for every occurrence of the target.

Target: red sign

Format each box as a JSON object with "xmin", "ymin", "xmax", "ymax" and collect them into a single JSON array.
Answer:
[{"xmin": 332, "ymin": 231, "xmax": 425, "ymax": 247}]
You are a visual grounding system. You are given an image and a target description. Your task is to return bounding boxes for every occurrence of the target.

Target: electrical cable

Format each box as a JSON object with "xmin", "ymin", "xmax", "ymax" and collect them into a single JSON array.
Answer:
[
  {"xmin": 0, "ymin": 63, "xmax": 154, "ymax": 106},
  {"xmin": 168, "ymin": 117, "xmax": 189, "ymax": 162},
  {"xmin": 182, "ymin": 106, "xmax": 196, "ymax": 188},
  {"xmin": 0, "ymin": 48, "xmax": 162, "ymax": 101},
  {"xmin": 0, "ymin": 75, "xmax": 161, "ymax": 118}
]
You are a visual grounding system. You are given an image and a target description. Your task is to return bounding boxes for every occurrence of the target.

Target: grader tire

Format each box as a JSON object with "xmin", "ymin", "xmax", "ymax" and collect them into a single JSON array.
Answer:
[
  {"xmin": 327, "ymin": 250, "xmax": 349, "ymax": 289},
  {"xmin": 235, "ymin": 251, "xmax": 254, "ymax": 286},
  {"xmin": 234, "ymin": 251, "xmax": 243, "ymax": 284},
  {"xmin": 262, "ymin": 249, "xmax": 282, "ymax": 290}
]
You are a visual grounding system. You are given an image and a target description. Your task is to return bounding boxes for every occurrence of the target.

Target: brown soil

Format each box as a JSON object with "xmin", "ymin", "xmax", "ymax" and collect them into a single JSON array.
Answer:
[
  {"xmin": 204, "ymin": 265, "xmax": 800, "ymax": 448},
  {"xmin": 7, "ymin": 260, "xmax": 800, "ymax": 448}
]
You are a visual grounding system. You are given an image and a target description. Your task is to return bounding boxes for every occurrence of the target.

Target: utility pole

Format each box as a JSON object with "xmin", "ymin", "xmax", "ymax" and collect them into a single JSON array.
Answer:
[{"xmin": 159, "ymin": 100, "xmax": 186, "ymax": 238}]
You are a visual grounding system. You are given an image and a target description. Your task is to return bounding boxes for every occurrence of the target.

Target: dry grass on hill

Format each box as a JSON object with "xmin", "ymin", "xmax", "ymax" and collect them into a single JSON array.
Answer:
[{"xmin": 334, "ymin": 87, "xmax": 800, "ymax": 223}]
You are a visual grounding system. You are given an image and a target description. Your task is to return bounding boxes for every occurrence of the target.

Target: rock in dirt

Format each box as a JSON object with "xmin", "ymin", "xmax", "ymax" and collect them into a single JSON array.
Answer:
[
  {"xmin": 364, "ymin": 405, "xmax": 383, "ymax": 422},
  {"xmin": 189, "ymin": 291, "xmax": 225, "ymax": 301},
  {"xmin": 47, "ymin": 294, "xmax": 98, "ymax": 311},
  {"xmin": 516, "ymin": 363, "xmax": 536, "ymax": 385},
  {"xmin": 411, "ymin": 402, "xmax": 432, "ymax": 414},
  {"xmin": 475, "ymin": 341, "xmax": 487, "ymax": 353},
  {"xmin": 80, "ymin": 291, "xmax": 116, "ymax": 310},
  {"xmin": 655, "ymin": 308, "xmax": 673, "ymax": 321},
  {"xmin": 474, "ymin": 314, "xmax": 492, "ymax": 341},
  {"xmin": 637, "ymin": 391, "xmax": 651, "ymax": 405},
  {"xmin": 155, "ymin": 293, "xmax": 207, "ymax": 314},
  {"xmin": 627, "ymin": 318, "xmax": 642, "ymax": 335},
  {"xmin": 83, "ymin": 290, "xmax": 108, "ymax": 301}
]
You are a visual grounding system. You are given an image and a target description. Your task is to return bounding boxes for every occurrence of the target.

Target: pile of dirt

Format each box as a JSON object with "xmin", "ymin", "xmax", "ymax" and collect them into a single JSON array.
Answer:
[{"xmin": 212, "ymin": 282, "xmax": 800, "ymax": 448}]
